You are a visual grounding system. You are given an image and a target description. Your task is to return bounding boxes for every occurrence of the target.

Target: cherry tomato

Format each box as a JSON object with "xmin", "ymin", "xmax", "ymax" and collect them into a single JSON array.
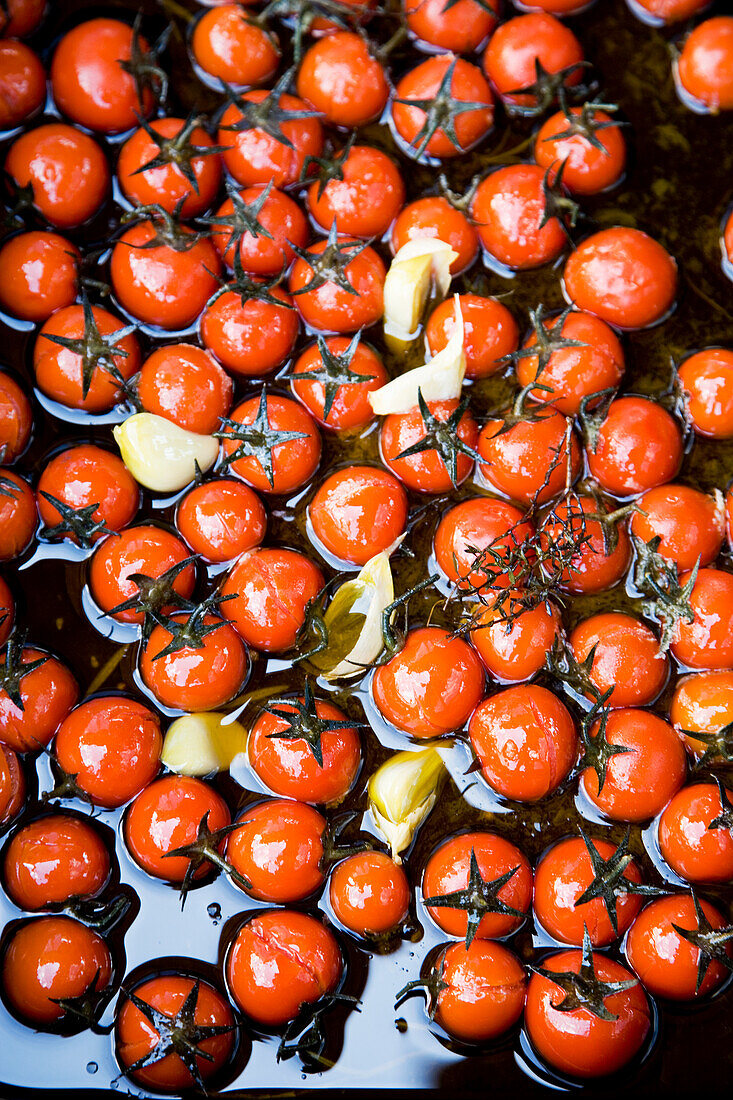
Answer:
[
  {"xmin": 631, "ymin": 484, "xmax": 724, "ymax": 570},
  {"xmin": 431, "ymin": 939, "xmax": 526, "ymax": 1044},
  {"xmin": 525, "ymin": 948, "xmax": 650, "ymax": 1078},
  {"xmin": 670, "ymin": 568, "xmax": 733, "ymax": 670},
  {"xmin": 309, "ymin": 466, "xmax": 408, "ymax": 566},
  {"xmin": 433, "ymin": 497, "xmax": 534, "ymax": 592},
  {"xmin": 404, "ymin": 0, "xmax": 498, "ymax": 54},
  {"xmin": 2, "ymin": 915, "xmax": 113, "ymax": 1026},
  {"xmin": 534, "ymin": 107, "xmax": 627, "ymax": 195},
  {"xmin": 4, "ymin": 813, "xmax": 111, "ymax": 910},
  {"xmin": 50, "ymin": 17, "xmax": 155, "ymax": 133},
  {"xmin": 140, "ymin": 612, "xmax": 249, "ymax": 711},
  {"xmin": 483, "ymin": 14, "xmax": 584, "ymax": 111},
  {"xmin": 392, "ymin": 55, "xmax": 493, "ymax": 159},
  {"xmin": 177, "ymin": 479, "xmax": 266, "ymax": 564},
  {"xmin": 479, "ymin": 403, "xmax": 580, "ymax": 505},
  {"xmin": 470, "ymin": 594, "xmax": 561, "ymax": 683},
  {"xmin": 585, "ymin": 396, "xmax": 683, "ymax": 497},
  {"xmin": 307, "ymin": 145, "xmax": 405, "ymax": 240},
  {"xmin": 218, "ymin": 90, "xmax": 324, "ymax": 188},
  {"xmin": 54, "ymin": 697, "xmax": 161, "ymax": 808},
  {"xmin": 290, "ymin": 336, "xmax": 387, "ymax": 431},
  {"xmin": 37, "ymin": 445, "xmax": 140, "ymax": 545},
  {"xmin": 288, "ymin": 235, "xmax": 385, "ymax": 334},
  {"xmin": 628, "ymin": 0, "xmax": 708, "ymax": 22},
  {"xmin": 391, "ymin": 196, "xmax": 478, "ymax": 275},
  {"xmin": 540, "ymin": 494, "xmax": 631, "ymax": 594},
  {"xmin": 117, "ymin": 117, "xmax": 223, "ymax": 218},
  {"xmin": 6, "ymin": 123, "xmax": 109, "ymax": 229},
  {"xmin": 514, "ymin": 310, "xmax": 625, "ymax": 416},
  {"xmin": 723, "ymin": 209, "xmax": 733, "ymax": 275},
  {"xmin": 0, "ymin": 371, "xmax": 32, "ymax": 462},
  {"xmin": 563, "ymin": 227, "xmax": 678, "ymax": 329},
  {"xmin": 0, "ymin": 577, "xmax": 13, "ymax": 647},
  {"xmin": 658, "ymin": 782, "xmax": 733, "ymax": 883},
  {"xmin": 227, "ymin": 798, "xmax": 326, "ymax": 902},
  {"xmin": 191, "ymin": 4, "xmax": 279, "ymax": 87},
  {"xmin": 469, "ymin": 685, "xmax": 577, "ymax": 802},
  {"xmin": 219, "ymin": 393, "xmax": 321, "ymax": 494},
  {"xmin": 0, "ymin": 39, "xmax": 44, "ymax": 129},
  {"xmin": 0, "ymin": 0, "xmax": 45, "ymax": 37},
  {"xmin": 221, "ymin": 546, "xmax": 324, "ymax": 652},
  {"xmin": 330, "ymin": 851, "xmax": 410, "ymax": 936},
  {"xmin": 423, "ymin": 832, "xmax": 532, "ymax": 940},
  {"xmin": 0, "ymin": 740, "xmax": 23, "ymax": 824},
  {"xmin": 0, "ymin": 645, "xmax": 78, "ymax": 753},
  {"xmin": 137, "ymin": 343, "xmax": 233, "ymax": 435},
  {"xmin": 678, "ymin": 347, "xmax": 733, "ymax": 439},
  {"xmin": 569, "ymin": 613, "xmax": 668, "ymax": 708},
  {"xmin": 472, "ymin": 164, "xmax": 568, "ymax": 270},
  {"xmin": 124, "ymin": 775, "xmax": 231, "ymax": 882},
  {"xmin": 676, "ymin": 17, "xmax": 733, "ymax": 112},
  {"xmin": 34, "ymin": 303, "xmax": 142, "ymax": 415},
  {"xmin": 533, "ymin": 835, "xmax": 645, "ymax": 947},
  {"xmin": 0, "ymin": 471, "xmax": 36, "ymax": 561},
  {"xmin": 0, "ymin": 232, "xmax": 80, "ymax": 325},
  {"xmin": 201, "ymin": 284, "xmax": 299, "ymax": 377},
  {"xmin": 426, "ymin": 294, "xmax": 519, "ymax": 380},
  {"xmin": 373, "ymin": 627, "xmax": 485, "ymax": 739},
  {"xmin": 670, "ymin": 670, "xmax": 733, "ymax": 759},
  {"xmin": 209, "ymin": 184, "xmax": 308, "ymax": 275},
  {"xmin": 111, "ymin": 219, "xmax": 221, "ymax": 332},
  {"xmin": 248, "ymin": 695, "xmax": 361, "ymax": 804},
  {"xmin": 297, "ymin": 31, "xmax": 389, "ymax": 127},
  {"xmin": 581, "ymin": 709, "xmax": 687, "ymax": 823},
  {"xmin": 626, "ymin": 894, "xmax": 732, "ymax": 1000},
  {"xmin": 226, "ymin": 909, "xmax": 342, "ymax": 1025},
  {"xmin": 89, "ymin": 525, "xmax": 196, "ymax": 625},
  {"xmin": 381, "ymin": 398, "xmax": 479, "ymax": 493}
]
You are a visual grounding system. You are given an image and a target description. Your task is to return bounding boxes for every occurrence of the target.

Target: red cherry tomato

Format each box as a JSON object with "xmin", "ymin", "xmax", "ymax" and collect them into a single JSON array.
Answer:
[
  {"xmin": 0, "ymin": 232, "xmax": 80, "ymax": 325},
  {"xmin": 191, "ymin": 4, "xmax": 279, "ymax": 87},
  {"xmin": 0, "ymin": 740, "xmax": 23, "ymax": 824},
  {"xmin": 426, "ymin": 294, "xmax": 519, "ymax": 380},
  {"xmin": 201, "ymin": 284, "xmax": 299, "ymax": 377},
  {"xmin": 288, "ymin": 235, "xmax": 385, "ymax": 334},
  {"xmin": 470, "ymin": 594, "xmax": 561, "ymax": 683},
  {"xmin": 137, "ymin": 343, "xmax": 233, "ymax": 435},
  {"xmin": 221, "ymin": 546, "xmax": 324, "ymax": 652},
  {"xmin": 297, "ymin": 31, "xmax": 389, "ymax": 127},
  {"xmin": 380, "ymin": 398, "xmax": 479, "ymax": 494},
  {"xmin": 54, "ymin": 697, "xmax": 161, "ymax": 808},
  {"xmin": 432, "ymin": 939, "xmax": 526, "ymax": 1044},
  {"xmin": 626, "ymin": 894, "xmax": 732, "ymax": 999},
  {"xmin": 177, "ymin": 479, "xmax": 266, "ymax": 564},
  {"xmin": 670, "ymin": 568, "xmax": 733, "ymax": 670},
  {"xmin": 404, "ymin": 0, "xmax": 498, "ymax": 54},
  {"xmin": 140, "ymin": 612, "xmax": 250, "ymax": 711},
  {"xmin": 117, "ymin": 117, "xmax": 223, "ymax": 218},
  {"xmin": 670, "ymin": 670, "xmax": 733, "ymax": 759},
  {"xmin": 0, "ymin": 39, "xmax": 45, "ymax": 129},
  {"xmin": 539, "ymin": 494, "xmax": 631, "ymax": 594},
  {"xmin": 391, "ymin": 196, "xmax": 478, "ymax": 275},
  {"xmin": 433, "ymin": 497, "xmax": 534, "ymax": 592},
  {"xmin": 0, "ymin": 646, "xmax": 78, "ymax": 753},
  {"xmin": 392, "ymin": 55, "xmax": 493, "ymax": 159},
  {"xmin": 569, "ymin": 613, "xmax": 668, "ymax": 708},
  {"xmin": 6, "ymin": 123, "xmax": 109, "ymax": 229},
  {"xmin": 469, "ymin": 685, "xmax": 577, "ymax": 801},
  {"xmin": 479, "ymin": 403, "xmax": 580, "ymax": 505},
  {"xmin": 307, "ymin": 145, "xmax": 405, "ymax": 240},
  {"xmin": 676, "ymin": 17, "xmax": 733, "ymax": 112},
  {"xmin": 628, "ymin": 0, "xmax": 708, "ymax": 22},
  {"xmin": 209, "ymin": 184, "xmax": 308, "ymax": 275},
  {"xmin": 483, "ymin": 14, "xmax": 584, "ymax": 111},
  {"xmin": 330, "ymin": 851, "xmax": 410, "ymax": 936},
  {"xmin": 226, "ymin": 909, "xmax": 342, "ymax": 1025},
  {"xmin": 0, "ymin": 371, "xmax": 32, "ymax": 462},
  {"xmin": 0, "ymin": 577, "xmax": 14, "ymax": 648},
  {"xmin": 290, "ymin": 336, "xmax": 387, "ymax": 431},
  {"xmin": 4, "ymin": 813, "xmax": 111, "ymax": 910},
  {"xmin": 227, "ymin": 798, "xmax": 326, "ymax": 902},
  {"xmin": 218, "ymin": 90, "xmax": 324, "ymax": 188},
  {"xmin": 472, "ymin": 164, "xmax": 568, "ymax": 271},
  {"xmin": 534, "ymin": 107, "xmax": 627, "ymax": 195},
  {"xmin": 678, "ymin": 348, "xmax": 733, "ymax": 439},
  {"xmin": 37, "ymin": 445, "xmax": 140, "ymax": 545},
  {"xmin": 0, "ymin": 0, "xmax": 45, "ymax": 37},
  {"xmin": 89, "ymin": 525, "xmax": 195, "ymax": 625},
  {"xmin": 658, "ymin": 782, "xmax": 733, "ymax": 883},
  {"xmin": 309, "ymin": 466, "xmax": 408, "ymax": 566},
  {"xmin": 0, "ymin": 471, "xmax": 36, "ymax": 561},
  {"xmin": 631, "ymin": 484, "xmax": 724, "ymax": 571},
  {"xmin": 219, "ymin": 393, "xmax": 321, "ymax": 495},
  {"xmin": 585, "ymin": 396, "xmax": 683, "ymax": 497}
]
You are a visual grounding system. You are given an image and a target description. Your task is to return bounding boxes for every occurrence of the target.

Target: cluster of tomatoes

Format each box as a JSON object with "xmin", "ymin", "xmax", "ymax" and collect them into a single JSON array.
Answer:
[{"xmin": 0, "ymin": 0, "xmax": 732, "ymax": 1092}]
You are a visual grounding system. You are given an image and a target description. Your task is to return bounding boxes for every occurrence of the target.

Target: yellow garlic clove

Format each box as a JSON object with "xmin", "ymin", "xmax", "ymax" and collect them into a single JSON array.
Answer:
[
  {"xmin": 113, "ymin": 412, "xmax": 219, "ymax": 492},
  {"xmin": 367, "ymin": 748, "xmax": 446, "ymax": 862},
  {"xmin": 383, "ymin": 237, "xmax": 457, "ymax": 344},
  {"xmin": 161, "ymin": 711, "xmax": 248, "ymax": 776}
]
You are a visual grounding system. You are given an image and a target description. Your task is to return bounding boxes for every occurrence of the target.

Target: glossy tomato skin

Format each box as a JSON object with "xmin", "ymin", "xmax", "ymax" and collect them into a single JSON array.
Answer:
[
  {"xmin": 629, "ymin": 0, "xmax": 709, "ymax": 21},
  {"xmin": 309, "ymin": 466, "xmax": 408, "ymax": 566},
  {"xmin": 124, "ymin": 775, "xmax": 231, "ymax": 882},
  {"xmin": 423, "ymin": 832, "xmax": 532, "ymax": 940},
  {"xmin": 0, "ymin": 0, "xmax": 45, "ymax": 38},
  {"xmin": 469, "ymin": 685, "xmax": 577, "ymax": 802},
  {"xmin": 0, "ymin": 647, "xmax": 78, "ymax": 753},
  {"xmin": 221, "ymin": 547, "xmax": 324, "ymax": 652},
  {"xmin": 380, "ymin": 399, "xmax": 479, "ymax": 493},
  {"xmin": 630, "ymin": 484, "xmax": 724, "ymax": 570},
  {"xmin": 3, "ymin": 813, "xmax": 111, "ymax": 910},
  {"xmin": 585, "ymin": 396, "xmax": 683, "ymax": 497},
  {"xmin": 0, "ymin": 231, "xmax": 78, "ymax": 324},
  {"xmin": 54, "ymin": 697, "xmax": 161, "ymax": 808},
  {"xmin": 433, "ymin": 497, "xmax": 534, "ymax": 592},
  {"xmin": 676, "ymin": 17, "xmax": 733, "ymax": 112},
  {"xmin": 218, "ymin": 91, "xmax": 324, "ymax": 188},
  {"xmin": 626, "ymin": 894, "xmax": 732, "ymax": 1000},
  {"xmin": 219, "ymin": 394, "xmax": 321, "ymax": 495},
  {"xmin": 533, "ymin": 836, "xmax": 644, "ymax": 947},
  {"xmin": 226, "ymin": 909, "xmax": 342, "ymax": 1025},
  {"xmin": 404, "ymin": 0, "xmax": 498, "ymax": 54},
  {"xmin": 0, "ymin": 578, "xmax": 14, "ymax": 648},
  {"xmin": 117, "ymin": 118, "xmax": 223, "ymax": 218},
  {"xmin": 0, "ymin": 741, "xmax": 24, "ymax": 824},
  {"xmin": 297, "ymin": 31, "xmax": 389, "ymax": 127},
  {"xmin": 671, "ymin": 568, "xmax": 733, "ymax": 670},
  {"xmin": 392, "ymin": 55, "xmax": 493, "ymax": 159},
  {"xmin": 177, "ymin": 479, "xmax": 266, "ymax": 564},
  {"xmin": 248, "ymin": 697, "xmax": 361, "ymax": 804},
  {"xmin": 34, "ymin": 304, "xmax": 141, "ymax": 414},
  {"xmin": 478, "ymin": 405, "xmax": 580, "ymax": 505},
  {"xmin": 200, "ymin": 286, "xmax": 299, "ymax": 377},
  {"xmin": 50, "ymin": 17, "xmax": 154, "ymax": 132},
  {"xmin": 330, "ymin": 851, "xmax": 410, "ymax": 936},
  {"xmin": 210, "ymin": 185, "xmax": 308, "ymax": 275},
  {"xmin": 291, "ymin": 338, "xmax": 387, "ymax": 431},
  {"xmin": 535, "ymin": 108, "xmax": 626, "ymax": 195},
  {"xmin": 2, "ymin": 915, "xmax": 113, "ymax": 1026},
  {"xmin": 37, "ymin": 445, "xmax": 140, "ymax": 544},
  {"xmin": 140, "ymin": 613, "xmax": 250, "ymax": 712},
  {"xmin": 540, "ymin": 494, "xmax": 631, "ymax": 594},
  {"xmin": 89, "ymin": 525, "xmax": 196, "ymax": 625},
  {"xmin": 658, "ymin": 782, "xmax": 733, "ymax": 883},
  {"xmin": 111, "ymin": 221, "xmax": 221, "ymax": 332},
  {"xmin": 470, "ymin": 596, "xmax": 561, "ymax": 683},
  {"xmin": 670, "ymin": 670, "xmax": 733, "ymax": 759},
  {"xmin": 426, "ymin": 294, "xmax": 519, "ymax": 380},
  {"xmin": 227, "ymin": 798, "xmax": 326, "ymax": 902},
  {"xmin": 6, "ymin": 123, "xmax": 109, "ymax": 229},
  {"xmin": 391, "ymin": 196, "xmax": 478, "ymax": 275},
  {"xmin": 472, "ymin": 164, "xmax": 567, "ymax": 270},
  {"xmin": 483, "ymin": 14, "xmax": 583, "ymax": 110},
  {"xmin": 678, "ymin": 348, "xmax": 733, "ymax": 439},
  {"xmin": 525, "ymin": 949, "xmax": 650, "ymax": 1078},
  {"xmin": 307, "ymin": 145, "xmax": 405, "ymax": 240},
  {"xmin": 191, "ymin": 4, "xmax": 279, "ymax": 88},
  {"xmin": 434, "ymin": 939, "xmax": 526, "ymax": 1044},
  {"xmin": 0, "ymin": 471, "xmax": 36, "ymax": 561},
  {"xmin": 563, "ymin": 227, "xmax": 677, "ymax": 329},
  {"xmin": 569, "ymin": 613, "xmax": 668, "ymax": 708},
  {"xmin": 288, "ymin": 238, "xmax": 386, "ymax": 334},
  {"xmin": 373, "ymin": 627, "xmax": 485, "ymax": 739},
  {"xmin": 0, "ymin": 371, "xmax": 32, "ymax": 462},
  {"xmin": 137, "ymin": 343, "xmax": 233, "ymax": 435},
  {"xmin": 581, "ymin": 709, "xmax": 687, "ymax": 823},
  {"xmin": 116, "ymin": 974, "xmax": 235, "ymax": 1091}
]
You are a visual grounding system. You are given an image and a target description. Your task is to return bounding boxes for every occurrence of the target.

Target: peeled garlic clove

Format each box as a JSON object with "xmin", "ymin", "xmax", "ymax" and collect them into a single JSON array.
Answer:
[
  {"xmin": 367, "ymin": 748, "xmax": 446, "ymax": 862},
  {"xmin": 369, "ymin": 296, "xmax": 466, "ymax": 416},
  {"xmin": 161, "ymin": 711, "xmax": 248, "ymax": 776},
  {"xmin": 309, "ymin": 549, "xmax": 395, "ymax": 680},
  {"xmin": 383, "ymin": 237, "xmax": 457, "ymax": 342},
  {"xmin": 113, "ymin": 412, "xmax": 218, "ymax": 492}
]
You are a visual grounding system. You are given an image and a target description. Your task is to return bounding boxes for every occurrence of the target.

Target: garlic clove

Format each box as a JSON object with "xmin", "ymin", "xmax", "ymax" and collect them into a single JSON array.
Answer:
[
  {"xmin": 113, "ymin": 412, "xmax": 219, "ymax": 493},
  {"xmin": 161, "ymin": 711, "xmax": 248, "ymax": 776},
  {"xmin": 383, "ymin": 237, "xmax": 457, "ymax": 342},
  {"xmin": 367, "ymin": 748, "xmax": 446, "ymax": 862}
]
